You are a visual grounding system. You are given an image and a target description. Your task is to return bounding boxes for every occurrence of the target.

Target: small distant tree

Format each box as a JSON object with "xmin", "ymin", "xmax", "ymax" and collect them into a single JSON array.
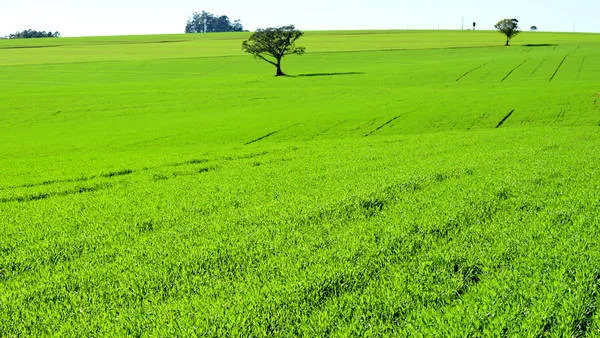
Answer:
[
  {"xmin": 242, "ymin": 25, "xmax": 305, "ymax": 77},
  {"xmin": 530, "ymin": 26, "xmax": 538, "ymax": 31},
  {"xmin": 495, "ymin": 18, "xmax": 520, "ymax": 46}
]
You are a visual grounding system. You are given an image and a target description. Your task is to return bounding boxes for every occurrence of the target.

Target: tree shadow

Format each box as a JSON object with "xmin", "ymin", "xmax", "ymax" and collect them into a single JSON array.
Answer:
[
  {"xmin": 523, "ymin": 44, "xmax": 558, "ymax": 47},
  {"xmin": 293, "ymin": 72, "xmax": 365, "ymax": 78}
]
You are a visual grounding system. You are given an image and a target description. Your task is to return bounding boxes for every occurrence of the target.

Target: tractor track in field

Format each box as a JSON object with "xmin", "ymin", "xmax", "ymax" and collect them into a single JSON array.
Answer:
[
  {"xmin": 0, "ymin": 152, "xmax": 269, "ymax": 192},
  {"xmin": 552, "ymin": 109, "xmax": 566, "ymax": 124},
  {"xmin": 0, "ymin": 169, "xmax": 134, "ymax": 192},
  {"xmin": 152, "ymin": 167, "xmax": 215, "ymax": 181},
  {"xmin": 0, "ymin": 176, "xmax": 91, "ymax": 191},
  {"xmin": 577, "ymin": 57, "xmax": 586, "ymax": 80},
  {"xmin": 100, "ymin": 169, "xmax": 134, "ymax": 178},
  {"xmin": 495, "ymin": 109, "xmax": 515, "ymax": 128},
  {"xmin": 549, "ymin": 46, "xmax": 579, "ymax": 82},
  {"xmin": 293, "ymin": 168, "xmax": 492, "ymax": 311},
  {"xmin": 245, "ymin": 131, "xmax": 279, "ymax": 145},
  {"xmin": 456, "ymin": 63, "xmax": 488, "ymax": 82},
  {"xmin": 0, "ymin": 184, "xmax": 111, "ymax": 204},
  {"xmin": 549, "ymin": 55, "xmax": 569, "ymax": 82},
  {"xmin": 530, "ymin": 58, "xmax": 548, "ymax": 77},
  {"xmin": 298, "ymin": 170, "xmax": 473, "ymax": 227},
  {"xmin": 595, "ymin": 94, "xmax": 600, "ymax": 127},
  {"xmin": 314, "ymin": 120, "xmax": 348, "ymax": 138},
  {"xmin": 501, "ymin": 60, "xmax": 527, "ymax": 82},
  {"xmin": 245, "ymin": 124, "xmax": 300, "ymax": 145},
  {"xmin": 365, "ymin": 115, "xmax": 402, "ymax": 137}
]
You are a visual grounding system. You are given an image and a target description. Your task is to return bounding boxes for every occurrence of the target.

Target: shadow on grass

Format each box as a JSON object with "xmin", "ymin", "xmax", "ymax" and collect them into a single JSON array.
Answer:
[
  {"xmin": 523, "ymin": 44, "xmax": 558, "ymax": 47},
  {"xmin": 0, "ymin": 45, "xmax": 64, "ymax": 50},
  {"xmin": 292, "ymin": 72, "xmax": 365, "ymax": 78}
]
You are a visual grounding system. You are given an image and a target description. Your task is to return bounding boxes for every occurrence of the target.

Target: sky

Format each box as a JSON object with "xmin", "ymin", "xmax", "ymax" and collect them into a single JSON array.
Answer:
[{"xmin": 1, "ymin": 0, "xmax": 598, "ymax": 37}]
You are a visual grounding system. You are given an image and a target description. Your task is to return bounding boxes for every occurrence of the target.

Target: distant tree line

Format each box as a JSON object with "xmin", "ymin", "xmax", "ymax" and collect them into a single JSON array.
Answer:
[
  {"xmin": 185, "ymin": 11, "xmax": 244, "ymax": 33},
  {"xmin": 9, "ymin": 29, "xmax": 61, "ymax": 39}
]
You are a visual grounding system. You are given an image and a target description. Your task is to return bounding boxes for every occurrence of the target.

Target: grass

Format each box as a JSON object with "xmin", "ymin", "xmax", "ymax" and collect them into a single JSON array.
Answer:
[{"xmin": 1, "ymin": 30, "xmax": 600, "ymax": 336}]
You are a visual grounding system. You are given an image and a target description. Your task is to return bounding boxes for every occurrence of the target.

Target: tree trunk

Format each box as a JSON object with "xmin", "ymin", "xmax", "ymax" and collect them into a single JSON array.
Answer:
[
  {"xmin": 275, "ymin": 58, "xmax": 285, "ymax": 76},
  {"xmin": 506, "ymin": 37, "xmax": 510, "ymax": 46}
]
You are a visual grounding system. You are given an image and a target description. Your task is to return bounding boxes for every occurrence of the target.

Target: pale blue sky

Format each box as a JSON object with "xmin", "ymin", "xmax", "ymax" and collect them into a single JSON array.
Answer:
[{"xmin": 1, "ymin": 0, "xmax": 598, "ymax": 37}]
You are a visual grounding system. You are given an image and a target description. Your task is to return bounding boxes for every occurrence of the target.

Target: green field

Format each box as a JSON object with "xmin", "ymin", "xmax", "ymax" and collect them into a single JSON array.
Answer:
[{"xmin": 1, "ymin": 30, "xmax": 600, "ymax": 336}]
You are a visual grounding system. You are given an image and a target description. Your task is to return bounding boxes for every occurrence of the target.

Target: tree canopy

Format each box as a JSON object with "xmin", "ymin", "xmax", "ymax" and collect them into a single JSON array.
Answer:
[
  {"xmin": 495, "ymin": 19, "xmax": 520, "ymax": 46},
  {"xmin": 9, "ymin": 29, "xmax": 60, "ymax": 39},
  {"xmin": 185, "ymin": 11, "xmax": 244, "ymax": 33},
  {"xmin": 242, "ymin": 25, "xmax": 305, "ymax": 77}
]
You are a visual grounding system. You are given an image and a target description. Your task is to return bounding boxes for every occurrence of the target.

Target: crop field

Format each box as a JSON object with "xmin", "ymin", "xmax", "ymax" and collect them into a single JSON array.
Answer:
[{"xmin": 1, "ymin": 30, "xmax": 600, "ymax": 336}]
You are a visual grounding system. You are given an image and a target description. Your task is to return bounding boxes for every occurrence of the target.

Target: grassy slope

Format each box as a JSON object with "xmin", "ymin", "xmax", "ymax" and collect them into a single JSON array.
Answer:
[{"xmin": 1, "ymin": 31, "xmax": 600, "ymax": 335}]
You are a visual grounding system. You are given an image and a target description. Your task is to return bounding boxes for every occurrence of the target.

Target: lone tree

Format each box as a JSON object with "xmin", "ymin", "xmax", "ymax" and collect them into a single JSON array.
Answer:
[
  {"xmin": 242, "ymin": 25, "xmax": 305, "ymax": 76},
  {"xmin": 495, "ymin": 18, "xmax": 520, "ymax": 46}
]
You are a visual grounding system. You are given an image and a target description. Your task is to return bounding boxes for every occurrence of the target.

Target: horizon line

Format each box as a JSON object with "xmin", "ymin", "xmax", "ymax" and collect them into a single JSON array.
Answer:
[{"xmin": 2, "ymin": 28, "xmax": 599, "ymax": 40}]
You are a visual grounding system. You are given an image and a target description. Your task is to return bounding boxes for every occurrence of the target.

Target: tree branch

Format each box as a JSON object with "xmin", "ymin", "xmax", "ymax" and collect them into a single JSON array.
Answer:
[{"xmin": 255, "ymin": 54, "xmax": 277, "ymax": 66}]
